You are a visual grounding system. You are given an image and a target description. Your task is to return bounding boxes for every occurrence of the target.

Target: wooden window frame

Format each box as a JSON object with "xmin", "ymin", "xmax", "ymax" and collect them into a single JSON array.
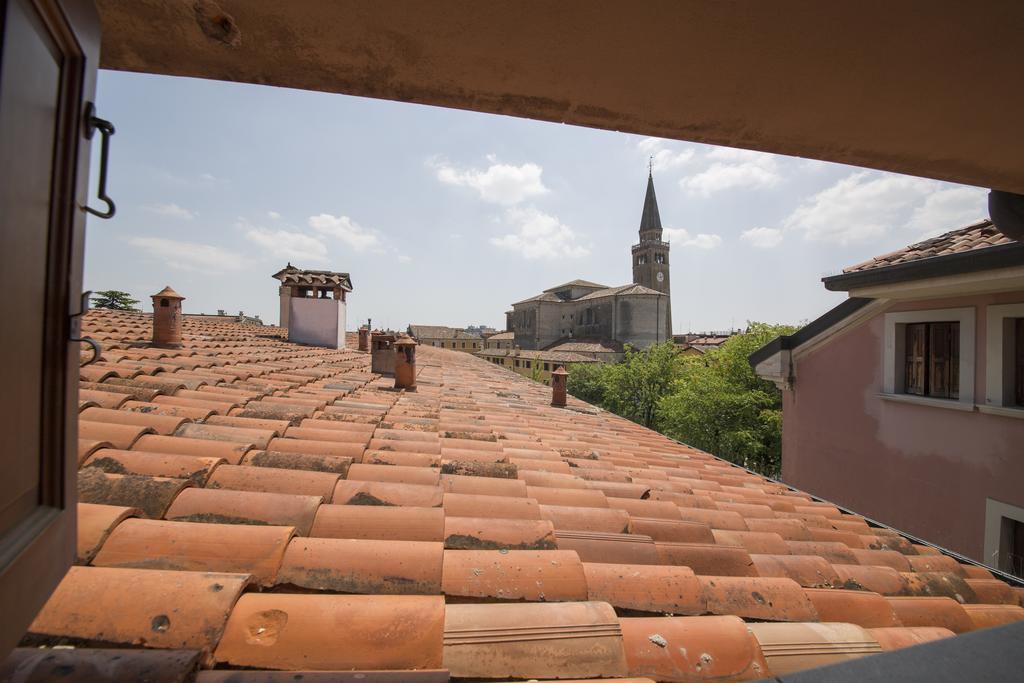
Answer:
[{"xmin": 0, "ymin": 0, "xmax": 100, "ymax": 658}]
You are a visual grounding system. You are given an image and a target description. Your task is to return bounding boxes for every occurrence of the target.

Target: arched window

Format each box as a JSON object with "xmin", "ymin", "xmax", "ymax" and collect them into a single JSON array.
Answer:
[
  {"xmin": 655, "ymin": 253, "xmax": 666, "ymax": 264},
  {"xmin": 637, "ymin": 255, "xmax": 647, "ymax": 265}
]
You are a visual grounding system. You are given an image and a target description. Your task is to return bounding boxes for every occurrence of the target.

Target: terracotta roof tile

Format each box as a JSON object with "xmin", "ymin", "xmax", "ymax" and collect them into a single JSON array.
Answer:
[
  {"xmin": 443, "ymin": 601, "xmax": 627, "ymax": 679},
  {"xmin": 279, "ymin": 538, "xmax": 443, "ymax": 594},
  {"xmin": 92, "ymin": 519, "xmax": 293, "ymax": 586},
  {"xmin": 76, "ymin": 502, "xmax": 139, "ymax": 564},
  {"xmin": 215, "ymin": 595, "xmax": 442, "ymax": 670},
  {"xmin": 27, "ymin": 567, "xmax": 250, "ymax": 661},
  {"xmin": 842, "ymin": 219, "xmax": 1010, "ymax": 274},
  {"xmin": 17, "ymin": 311, "xmax": 1018, "ymax": 678}
]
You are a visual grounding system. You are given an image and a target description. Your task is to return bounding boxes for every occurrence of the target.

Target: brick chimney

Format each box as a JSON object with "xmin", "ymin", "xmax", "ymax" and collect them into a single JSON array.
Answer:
[
  {"xmin": 394, "ymin": 334, "xmax": 418, "ymax": 390},
  {"xmin": 151, "ymin": 286, "xmax": 184, "ymax": 348},
  {"xmin": 358, "ymin": 325, "xmax": 370, "ymax": 352},
  {"xmin": 550, "ymin": 365, "xmax": 568, "ymax": 407}
]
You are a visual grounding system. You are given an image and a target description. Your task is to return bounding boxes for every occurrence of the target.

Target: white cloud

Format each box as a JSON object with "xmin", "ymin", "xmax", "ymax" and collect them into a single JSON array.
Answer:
[
  {"xmin": 490, "ymin": 207, "xmax": 589, "ymax": 260},
  {"xmin": 145, "ymin": 203, "xmax": 195, "ymax": 220},
  {"xmin": 636, "ymin": 137, "xmax": 696, "ymax": 172},
  {"xmin": 244, "ymin": 227, "xmax": 328, "ymax": 263},
  {"xmin": 398, "ymin": 254, "xmax": 412, "ymax": 264},
  {"xmin": 663, "ymin": 227, "xmax": 722, "ymax": 250},
  {"xmin": 781, "ymin": 171, "xmax": 985, "ymax": 245},
  {"xmin": 199, "ymin": 172, "xmax": 218, "ymax": 183},
  {"xmin": 681, "ymin": 148, "xmax": 782, "ymax": 197},
  {"xmin": 432, "ymin": 158, "xmax": 549, "ymax": 205},
  {"xmin": 905, "ymin": 186, "xmax": 988, "ymax": 237},
  {"xmin": 740, "ymin": 227, "xmax": 784, "ymax": 248},
  {"xmin": 308, "ymin": 214, "xmax": 381, "ymax": 252},
  {"xmin": 127, "ymin": 236, "xmax": 244, "ymax": 273},
  {"xmin": 267, "ymin": 211, "xmax": 281, "ymax": 220}
]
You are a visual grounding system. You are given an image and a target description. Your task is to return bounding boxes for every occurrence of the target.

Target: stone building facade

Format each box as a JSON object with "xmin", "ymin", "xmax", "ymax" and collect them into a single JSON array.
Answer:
[{"xmin": 508, "ymin": 171, "xmax": 672, "ymax": 351}]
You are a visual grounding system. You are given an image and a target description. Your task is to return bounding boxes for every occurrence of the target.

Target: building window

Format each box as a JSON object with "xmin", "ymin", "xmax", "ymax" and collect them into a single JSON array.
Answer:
[
  {"xmin": 655, "ymin": 253, "xmax": 665, "ymax": 264},
  {"xmin": 984, "ymin": 304, "xmax": 1024, "ymax": 411},
  {"xmin": 544, "ymin": 362, "xmax": 550, "ymax": 371},
  {"xmin": 883, "ymin": 307, "xmax": 975, "ymax": 406},
  {"xmin": 461, "ymin": 342, "xmax": 465, "ymax": 348},
  {"xmin": 514, "ymin": 360, "xmax": 519, "ymax": 367},
  {"xmin": 904, "ymin": 322, "xmax": 959, "ymax": 399},
  {"xmin": 1003, "ymin": 516, "xmax": 1024, "ymax": 578},
  {"xmin": 985, "ymin": 499, "xmax": 1024, "ymax": 579},
  {"xmin": 637, "ymin": 255, "xmax": 647, "ymax": 265}
]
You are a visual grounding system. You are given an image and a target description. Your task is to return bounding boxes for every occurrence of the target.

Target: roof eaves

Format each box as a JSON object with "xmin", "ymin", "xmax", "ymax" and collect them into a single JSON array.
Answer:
[
  {"xmin": 748, "ymin": 297, "xmax": 875, "ymax": 369},
  {"xmin": 822, "ymin": 242, "xmax": 1024, "ymax": 291}
]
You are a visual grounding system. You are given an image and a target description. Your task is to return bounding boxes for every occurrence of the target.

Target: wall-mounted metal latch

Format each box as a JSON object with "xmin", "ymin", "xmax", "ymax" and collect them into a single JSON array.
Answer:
[
  {"xmin": 82, "ymin": 102, "xmax": 116, "ymax": 219},
  {"xmin": 71, "ymin": 290, "xmax": 102, "ymax": 366}
]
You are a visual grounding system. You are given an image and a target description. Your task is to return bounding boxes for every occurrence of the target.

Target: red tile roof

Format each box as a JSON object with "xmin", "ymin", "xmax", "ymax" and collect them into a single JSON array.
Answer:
[
  {"xmin": 843, "ymin": 219, "xmax": 1011, "ymax": 274},
  {"xmin": 8, "ymin": 308, "xmax": 1024, "ymax": 680}
]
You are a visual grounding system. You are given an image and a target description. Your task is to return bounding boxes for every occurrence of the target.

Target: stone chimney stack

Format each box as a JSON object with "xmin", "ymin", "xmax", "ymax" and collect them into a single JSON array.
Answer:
[
  {"xmin": 550, "ymin": 365, "xmax": 568, "ymax": 407},
  {"xmin": 358, "ymin": 325, "xmax": 370, "ymax": 352},
  {"xmin": 151, "ymin": 286, "xmax": 185, "ymax": 348},
  {"xmin": 394, "ymin": 335, "xmax": 418, "ymax": 390}
]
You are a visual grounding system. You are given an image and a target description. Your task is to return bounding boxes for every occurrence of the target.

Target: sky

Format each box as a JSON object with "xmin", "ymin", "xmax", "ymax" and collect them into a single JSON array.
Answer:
[{"xmin": 84, "ymin": 71, "xmax": 989, "ymax": 333}]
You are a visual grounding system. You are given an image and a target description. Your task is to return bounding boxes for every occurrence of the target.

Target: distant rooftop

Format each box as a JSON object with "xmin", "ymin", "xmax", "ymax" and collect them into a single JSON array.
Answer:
[
  {"xmin": 408, "ymin": 324, "xmax": 481, "ymax": 340},
  {"xmin": 542, "ymin": 279, "xmax": 609, "ymax": 293}
]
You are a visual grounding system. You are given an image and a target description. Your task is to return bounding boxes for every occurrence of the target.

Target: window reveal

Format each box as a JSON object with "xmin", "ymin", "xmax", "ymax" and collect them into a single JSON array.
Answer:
[{"xmin": 1016, "ymin": 318, "xmax": 1024, "ymax": 407}]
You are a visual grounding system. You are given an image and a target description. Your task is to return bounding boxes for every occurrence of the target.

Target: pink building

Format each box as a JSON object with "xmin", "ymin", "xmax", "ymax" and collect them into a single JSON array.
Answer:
[{"xmin": 752, "ymin": 220, "xmax": 1024, "ymax": 576}]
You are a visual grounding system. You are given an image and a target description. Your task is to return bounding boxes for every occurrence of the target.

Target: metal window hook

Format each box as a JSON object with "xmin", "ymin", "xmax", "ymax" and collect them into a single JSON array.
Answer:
[
  {"xmin": 82, "ymin": 102, "xmax": 116, "ymax": 219},
  {"xmin": 71, "ymin": 290, "xmax": 102, "ymax": 366}
]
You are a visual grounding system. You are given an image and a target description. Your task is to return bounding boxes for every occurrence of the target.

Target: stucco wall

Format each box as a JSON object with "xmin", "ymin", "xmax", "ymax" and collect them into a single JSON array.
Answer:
[
  {"xmin": 783, "ymin": 292, "xmax": 1024, "ymax": 562},
  {"xmin": 287, "ymin": 298, "xmax": 346, "ymax": 349}
]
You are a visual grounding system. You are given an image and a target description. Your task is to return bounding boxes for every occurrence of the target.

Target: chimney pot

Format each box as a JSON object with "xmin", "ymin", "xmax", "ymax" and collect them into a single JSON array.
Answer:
[
  {"xmin": 394, "ymin": 334, "xmax": 418, "ymax": 390},
  {"xmin": 151, "ymin": 286, "xmax": 185, "ymax": 348},
  {"xmin": 550, "ymin": 365, "xmax": 568, "ymax": 407}
]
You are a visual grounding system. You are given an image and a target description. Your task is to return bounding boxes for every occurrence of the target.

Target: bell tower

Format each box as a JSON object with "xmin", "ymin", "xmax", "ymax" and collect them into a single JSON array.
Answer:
[{"xmin": 631, "ymin": 167, "xmax": 672, "ymax": 335}]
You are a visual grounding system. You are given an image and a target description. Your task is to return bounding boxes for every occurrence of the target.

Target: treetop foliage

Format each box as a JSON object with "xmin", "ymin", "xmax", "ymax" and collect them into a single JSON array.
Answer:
[
  {"xmin": 566, "ymin": 322, "xmax": 797, "ymax": 478},
  {"xmin": 90, "ymin": 290, "xmax": 140, "ymax": 311}
]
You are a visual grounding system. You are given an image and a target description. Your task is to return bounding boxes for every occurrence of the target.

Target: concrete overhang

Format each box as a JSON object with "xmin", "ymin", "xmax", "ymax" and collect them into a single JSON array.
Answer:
[{"xmin": 97, "ymin": 1, "xmax": 1024, "ymax": 193}]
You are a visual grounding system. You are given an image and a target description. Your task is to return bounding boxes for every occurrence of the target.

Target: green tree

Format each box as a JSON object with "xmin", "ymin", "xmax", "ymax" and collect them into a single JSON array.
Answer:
[
  {"xmin": 657, "ymin": 322, "xmax": 797, "ymax": 477},
  {"xmin": 567, "ymin": 361, "xmax": 611, "ymax": 405},
  {"xmin": 90, "ymin": 290, "xmax": 140, "ymax": 311},
  {"xmin": 605, "ymin": 342, "xmax": 683, "ymax": 428}
]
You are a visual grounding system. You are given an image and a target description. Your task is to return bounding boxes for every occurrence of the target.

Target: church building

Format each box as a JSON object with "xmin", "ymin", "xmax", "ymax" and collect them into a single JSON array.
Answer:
[{"xmin": 506, "ymin": 170, "xmax": 672, "ymax": 351}]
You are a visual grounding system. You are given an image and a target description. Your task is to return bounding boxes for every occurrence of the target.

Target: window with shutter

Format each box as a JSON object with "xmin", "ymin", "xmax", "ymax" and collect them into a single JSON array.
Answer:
[
  {"xmin": 929, "ymin": 322, "xmax": 959, "ymax": 399},
  {"xmin": 905, "ymin": 323, "xmax": 927, "ymax": 395},
  {"xmin": 905, "ymin": 321, "xmax": 960, "ymax": 399}
]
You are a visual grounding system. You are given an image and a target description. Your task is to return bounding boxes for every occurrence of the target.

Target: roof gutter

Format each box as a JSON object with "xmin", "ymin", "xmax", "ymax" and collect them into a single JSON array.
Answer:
[{"xmin": 822, "ymin": 242, "xmax": 1024, "ymax": 292}]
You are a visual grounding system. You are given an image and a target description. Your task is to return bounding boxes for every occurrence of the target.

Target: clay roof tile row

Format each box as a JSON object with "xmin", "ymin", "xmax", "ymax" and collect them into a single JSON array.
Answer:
[{"xmin": 9, "ymin": 308, "xmax": 1023, "ymax": 680}]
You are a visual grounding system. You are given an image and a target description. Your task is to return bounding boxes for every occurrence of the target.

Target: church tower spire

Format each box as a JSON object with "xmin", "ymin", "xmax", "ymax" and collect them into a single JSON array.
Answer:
[
  {"xmin": 638, "ymin": 164, "xmax": 663, "ymax": 240},
  {"xmin": 631, "ymin": 167, "xmax": 672, "ymax": 339}
]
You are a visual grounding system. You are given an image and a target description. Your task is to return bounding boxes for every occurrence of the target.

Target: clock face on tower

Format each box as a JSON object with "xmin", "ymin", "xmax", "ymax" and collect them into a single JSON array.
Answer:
[{"xmin": 656, "ymin": 271, "xmax": 664, "ymax": 283}]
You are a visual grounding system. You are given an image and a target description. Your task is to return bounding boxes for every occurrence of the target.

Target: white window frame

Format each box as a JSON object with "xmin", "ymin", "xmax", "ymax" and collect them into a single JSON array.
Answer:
[
  {"xmin": 984, "ymin": 302, "xmax": 1024, "ymax": 412},
  {"xmin": 882, "ymin": 307, "xmax": 975, "ymax": 406},
  {"xmin": 984, "ymin": 498, "xmax": 1024, "ymax": 575}
]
